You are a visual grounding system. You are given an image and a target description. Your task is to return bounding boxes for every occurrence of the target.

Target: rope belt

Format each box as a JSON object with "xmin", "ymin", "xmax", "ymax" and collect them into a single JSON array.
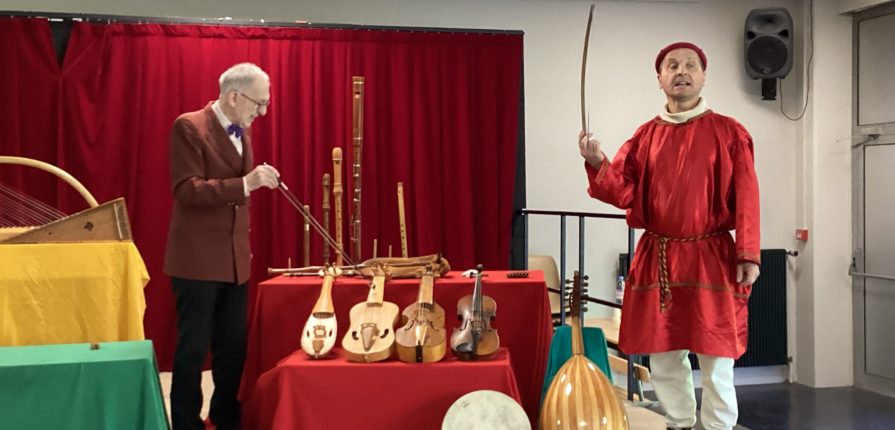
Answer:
[{"xmin": 646, "ymin": 230, "xmax": 725, "ymax": 312}]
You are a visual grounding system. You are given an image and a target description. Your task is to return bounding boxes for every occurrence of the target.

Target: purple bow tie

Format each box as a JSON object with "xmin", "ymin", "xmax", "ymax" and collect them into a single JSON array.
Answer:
[{"xmin": 227, "ymin": 124, "xmax": 244, "ymax": 139}]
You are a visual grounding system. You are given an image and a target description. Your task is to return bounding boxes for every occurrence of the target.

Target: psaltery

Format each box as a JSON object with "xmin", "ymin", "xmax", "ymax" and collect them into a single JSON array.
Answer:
[{"xmin": 0, "ymin": 156, "xmax": 131, "ymax": 243}]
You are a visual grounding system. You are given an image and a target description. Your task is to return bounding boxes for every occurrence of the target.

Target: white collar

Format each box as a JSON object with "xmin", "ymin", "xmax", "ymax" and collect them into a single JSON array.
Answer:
[
  {"xmin": 211, "ymin": 100, "xmax": 235, "ymax": 132},
  {"xmin": 660, "ymin": 97, "xmax": 707, "ymax": 124}
]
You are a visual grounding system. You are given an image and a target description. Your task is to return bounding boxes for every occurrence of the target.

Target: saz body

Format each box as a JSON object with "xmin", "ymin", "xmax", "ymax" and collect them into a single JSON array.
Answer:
[
  {"xmin": 540, "ymin": 271, "xmax": 629, "ymax": 430},
  {"xmin": 341, "ymin": 265, "xmax": 399, "ymax": 362},
  {"xmin": 395, "ymin": 267, "xmax": 446, "ymax": 363},
  {"xmin": 450, "ymin": 265, "xmax": 499, "ymax": 361},
  {"xmin": 300, "ymin": 266, "xmax": 340, "ymax": 359}
]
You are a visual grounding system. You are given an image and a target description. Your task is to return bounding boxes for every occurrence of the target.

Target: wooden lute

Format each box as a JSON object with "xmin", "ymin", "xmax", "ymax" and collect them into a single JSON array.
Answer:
[
  {"xmin": 341, "ymin": 264, "xmax": 399, "ymax": 362},
  {"xmin": 540, "ymin": 271, "xmax": 629, "ymax": 430},
  {"xmin": 300, "ymin": 265, "xmax": 340, "ymax": 359},
  {"xmin": 395, "ymin": 266, "xmax": 446, "ymax": 363}
]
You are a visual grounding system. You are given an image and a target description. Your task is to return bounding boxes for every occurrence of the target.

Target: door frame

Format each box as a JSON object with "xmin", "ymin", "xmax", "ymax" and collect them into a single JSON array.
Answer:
[{"xmin": 851, "ymin": 1, "xmax": 895, "ymax": 399}]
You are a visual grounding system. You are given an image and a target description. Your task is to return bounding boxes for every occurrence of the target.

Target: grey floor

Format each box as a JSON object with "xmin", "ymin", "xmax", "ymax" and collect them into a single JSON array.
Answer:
[
  {"xmin": 735, "ymin": 383, "xmax": 895, "ymax": 430},
  {"xmin": 646, "ymin": 383, "xmax": 895, "ymax": 430}
]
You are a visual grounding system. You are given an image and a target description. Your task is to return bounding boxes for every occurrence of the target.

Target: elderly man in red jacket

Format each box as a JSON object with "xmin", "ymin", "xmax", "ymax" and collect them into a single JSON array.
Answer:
[
  {"xmin": 164, "ymin": 62, "xmax": 279, "ymax": 430},
  {"xmin": 579, "ymin": 42, "xmax": 761, "ymax": 430}
]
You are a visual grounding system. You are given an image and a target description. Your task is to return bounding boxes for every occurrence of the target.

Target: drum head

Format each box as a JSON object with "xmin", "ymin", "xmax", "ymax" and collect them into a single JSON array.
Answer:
[{"xmin": 441, "ymin": 390, "xmax": 530, "ymax": 430}]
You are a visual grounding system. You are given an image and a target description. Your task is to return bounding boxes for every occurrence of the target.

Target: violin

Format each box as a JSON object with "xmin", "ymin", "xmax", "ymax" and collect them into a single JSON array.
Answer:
[
  {"xmin": 450, "ymin": 265, "xmax": 499, "ymax": 361},
  {"xmin": 299, "ymin": 265, "xmax": 340, "ymax": 359},
  {"xmin": 395, "ymin": 266, "xmax": 446, "ymax": 363},
  {"xmin": 341, "ymin": 264, "xmax": 399, "ymax": 362},
  {"xmin": 540, "ymin": 272, "xmax": 629, "ymax": 430}
]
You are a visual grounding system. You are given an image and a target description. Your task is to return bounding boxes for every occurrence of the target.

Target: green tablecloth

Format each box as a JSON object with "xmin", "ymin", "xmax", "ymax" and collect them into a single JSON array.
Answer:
[
  {"xmin": 541, "ymin": 326, "xmax": 613, "ymax": 404},
  {"xmin": 0, "ymin": 340, "xmax": 169, "ymax": 430}
]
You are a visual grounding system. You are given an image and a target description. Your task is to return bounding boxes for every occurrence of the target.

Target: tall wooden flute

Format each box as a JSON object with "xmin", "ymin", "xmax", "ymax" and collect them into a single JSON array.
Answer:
[
  {"xmin": 332, "ymin": 148, "xmax": 344, "ymax": 266},
  {"xmin": 397, "ymin": 181, "xmax": 408, "ymax": 258},
  {"xmin": 322, "ymin": 173, "xmax": 331, "ymax": 264},
  {"xmin": 350, "ymin": 76, "xmax": 364, "ymax": 262},
  {"xmin": 303, "ymin": 204, "xmax": 310, "ymax": 266}
]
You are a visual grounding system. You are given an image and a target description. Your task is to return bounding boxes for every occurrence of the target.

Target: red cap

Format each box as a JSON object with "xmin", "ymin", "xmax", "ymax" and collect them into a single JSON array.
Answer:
[{"xmin": 655, "ymin": 42, "xmax": 707, "ymax": 73}]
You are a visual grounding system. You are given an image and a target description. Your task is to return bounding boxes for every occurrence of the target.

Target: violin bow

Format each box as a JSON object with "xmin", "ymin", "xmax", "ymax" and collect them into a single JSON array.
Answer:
[
  {"xmin": 265, "ymin": 164, "xmax": 364, "ymax": 277},
  {"xmin": 580, "ymin": 4, "xmax": 595, "ymax": 135}
]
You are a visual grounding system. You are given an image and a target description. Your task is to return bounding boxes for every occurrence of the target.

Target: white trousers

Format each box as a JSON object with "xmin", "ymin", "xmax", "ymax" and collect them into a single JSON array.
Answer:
[{"xmin": 649, "ymin": 350, "xmax": 738, "ymax": 430}]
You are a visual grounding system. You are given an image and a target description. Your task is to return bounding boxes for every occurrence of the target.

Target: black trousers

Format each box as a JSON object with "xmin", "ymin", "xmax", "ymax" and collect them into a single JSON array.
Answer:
[{"xmin": 170, "ymin": 277, "xmax": 247, "ymax": 430}]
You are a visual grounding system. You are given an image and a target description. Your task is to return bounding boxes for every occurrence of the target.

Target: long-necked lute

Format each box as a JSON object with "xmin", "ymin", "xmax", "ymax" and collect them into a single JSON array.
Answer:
[
  {"xmin": 300, "ymin": 265, "xmax": 341, "ymax": 359},
  {"xmin": 450, "ymin": 265, "xmax": 499, "ymax": 361},
  {"xmin": 540, "ymin": 271, "xmax": 629, "ymax": 430},
  {"xmin": 342, "ymin": 264, "xmax": 399, "ymax": 362},
  {"xmin": 395, "ymin": 266, "xmax": 446, "ymax": 363}
]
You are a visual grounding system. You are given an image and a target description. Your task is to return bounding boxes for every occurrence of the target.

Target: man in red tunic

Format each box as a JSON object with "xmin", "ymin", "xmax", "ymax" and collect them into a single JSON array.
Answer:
[{"xmin": 579, "ymin": 42, "xmax": 761, "ymax": 430}]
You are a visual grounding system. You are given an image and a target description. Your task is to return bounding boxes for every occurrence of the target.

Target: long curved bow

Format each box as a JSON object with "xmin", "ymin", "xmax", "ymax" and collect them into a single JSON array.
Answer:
[{"xmin": 580, "ymin": 4, "xmax": 595, "ymax": 134}]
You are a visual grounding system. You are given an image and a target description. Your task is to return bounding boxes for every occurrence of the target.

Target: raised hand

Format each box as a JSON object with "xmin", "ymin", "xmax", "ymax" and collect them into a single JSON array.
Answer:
[{"xmin": 578, "ymin": 130, "xmax": 604, "ymax": 169}]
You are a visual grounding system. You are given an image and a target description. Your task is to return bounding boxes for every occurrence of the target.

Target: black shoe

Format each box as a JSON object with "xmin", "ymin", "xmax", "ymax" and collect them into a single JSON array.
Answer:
[{"xmin": 667, "ymin": 428, "xmax": 693, "ymax": 430}]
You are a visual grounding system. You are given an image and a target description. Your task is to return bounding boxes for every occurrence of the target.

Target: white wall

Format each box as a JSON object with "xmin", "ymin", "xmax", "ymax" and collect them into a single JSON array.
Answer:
[
  {"xmin": 796, "ymin": 0, "xmax": 854, "ymax": 388},
  {"xmin": 3, "ymin": 0, "xmax": 855, "ymax": 388}
]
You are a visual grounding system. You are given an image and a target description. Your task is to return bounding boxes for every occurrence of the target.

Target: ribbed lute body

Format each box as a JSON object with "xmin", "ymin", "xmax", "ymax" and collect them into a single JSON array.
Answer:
[{"xmin": 539, "ymin": 271, "xmax": 629, "ymax": 430}]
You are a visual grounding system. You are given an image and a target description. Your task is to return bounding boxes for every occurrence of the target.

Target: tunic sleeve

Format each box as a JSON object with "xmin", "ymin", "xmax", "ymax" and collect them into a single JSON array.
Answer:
[
  {"xmin": 584, "ymin": 131, "xmax": 641, "ymax": 210},
  {"xmin": 732, "ymin": 123, "xmax": 761, "ymax": 265}
]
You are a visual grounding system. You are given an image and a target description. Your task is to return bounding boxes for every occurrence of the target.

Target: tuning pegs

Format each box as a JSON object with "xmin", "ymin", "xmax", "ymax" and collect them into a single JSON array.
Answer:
[
  {"xmin": 582, "ymin": 306, "xmax": 588, "ymax": 312},
  {"xmin": 582, "ymin": 275, "xmax": 590, "ymax": 281}
]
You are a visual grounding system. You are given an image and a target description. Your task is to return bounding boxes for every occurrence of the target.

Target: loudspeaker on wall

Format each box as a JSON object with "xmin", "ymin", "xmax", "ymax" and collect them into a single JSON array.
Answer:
[{"xmin": 744, "ymin": 7, "xmax": 794, "ymax": 100}]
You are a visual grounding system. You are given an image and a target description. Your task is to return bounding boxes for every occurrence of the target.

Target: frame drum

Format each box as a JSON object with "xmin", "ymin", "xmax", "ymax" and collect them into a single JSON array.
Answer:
[{"xmin": 441, "ymin": 390, "xmax": 530, "ymax": 430}]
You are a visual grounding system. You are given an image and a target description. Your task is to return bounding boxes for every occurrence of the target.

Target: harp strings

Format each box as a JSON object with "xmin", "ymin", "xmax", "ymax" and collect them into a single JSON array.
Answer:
[{"xmin": 0, "ymin": 181, "xmax": 66, "ymax": 227}]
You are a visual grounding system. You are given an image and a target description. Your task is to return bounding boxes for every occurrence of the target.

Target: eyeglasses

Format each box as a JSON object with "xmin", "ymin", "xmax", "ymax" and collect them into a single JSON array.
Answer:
[{"xmin": 238, "ymin": 92, "xmax": 270, "ymax": 112}]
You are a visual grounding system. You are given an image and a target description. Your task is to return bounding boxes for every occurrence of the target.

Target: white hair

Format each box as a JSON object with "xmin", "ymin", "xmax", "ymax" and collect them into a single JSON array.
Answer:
[{"xmin": 218, "ymin": 63, "xmax": 269, "ymax": 96}]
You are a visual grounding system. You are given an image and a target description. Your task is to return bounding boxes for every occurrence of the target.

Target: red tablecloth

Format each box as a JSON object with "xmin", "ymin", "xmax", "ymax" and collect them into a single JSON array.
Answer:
[
  {"xmin": 240, "ymin": 270, "xmax": 552, "ymax": 424},
  {"xmin": 244, "ymin": 347, "xmax": 521, "ymax": 430}
]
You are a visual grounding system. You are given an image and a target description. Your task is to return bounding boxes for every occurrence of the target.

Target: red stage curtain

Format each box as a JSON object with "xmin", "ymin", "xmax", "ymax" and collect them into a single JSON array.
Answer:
[
  {"xmin": 1, "ymin": 18, "xmax": 523, "ymax": 370},
  {"xmin": 0, "ymin": 19, "xmax": 72, "ymax": 211}
]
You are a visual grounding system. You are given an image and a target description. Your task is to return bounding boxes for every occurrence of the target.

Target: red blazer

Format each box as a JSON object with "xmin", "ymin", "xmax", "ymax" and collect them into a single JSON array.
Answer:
[{"xmin": 164, "ymin": 102, "xmax": 254, "ymax": 284}]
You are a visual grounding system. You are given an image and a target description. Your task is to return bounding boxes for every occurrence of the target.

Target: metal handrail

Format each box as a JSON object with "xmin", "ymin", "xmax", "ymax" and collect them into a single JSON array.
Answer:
[
  {"xmin": 519, "ymin": 209, "xmax": 626, "ymax": 219},
  {"xmin": 517, "ymin": 207, "xmax": 632, "ymax": 323},
  {"xmin": 517, "ymin": 207, "xmax": 643, "ymax": 400}
]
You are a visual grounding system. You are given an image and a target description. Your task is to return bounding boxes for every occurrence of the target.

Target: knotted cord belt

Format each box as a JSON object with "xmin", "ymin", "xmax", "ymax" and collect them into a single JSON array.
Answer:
[{"xmin": 646, "ymin": 230, "xmax": 725, "ymax": 312}]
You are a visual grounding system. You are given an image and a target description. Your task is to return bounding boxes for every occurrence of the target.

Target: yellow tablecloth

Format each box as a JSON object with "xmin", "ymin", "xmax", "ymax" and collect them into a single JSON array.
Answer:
[{"xmin": 0, "ymin": 241, "xmax": 149, "ymax": 346}]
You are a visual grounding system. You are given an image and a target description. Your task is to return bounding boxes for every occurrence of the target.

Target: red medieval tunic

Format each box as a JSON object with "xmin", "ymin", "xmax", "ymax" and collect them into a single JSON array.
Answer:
[{"xmin": 585, "ymin": 110, "xmax": 760, "ymax": 358}]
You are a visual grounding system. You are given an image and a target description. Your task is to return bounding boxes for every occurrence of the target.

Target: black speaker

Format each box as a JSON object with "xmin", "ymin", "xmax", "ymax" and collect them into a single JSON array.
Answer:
[{"xmin": 745, "ymin": 8, "xmax": 793, "ymax": 79}]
